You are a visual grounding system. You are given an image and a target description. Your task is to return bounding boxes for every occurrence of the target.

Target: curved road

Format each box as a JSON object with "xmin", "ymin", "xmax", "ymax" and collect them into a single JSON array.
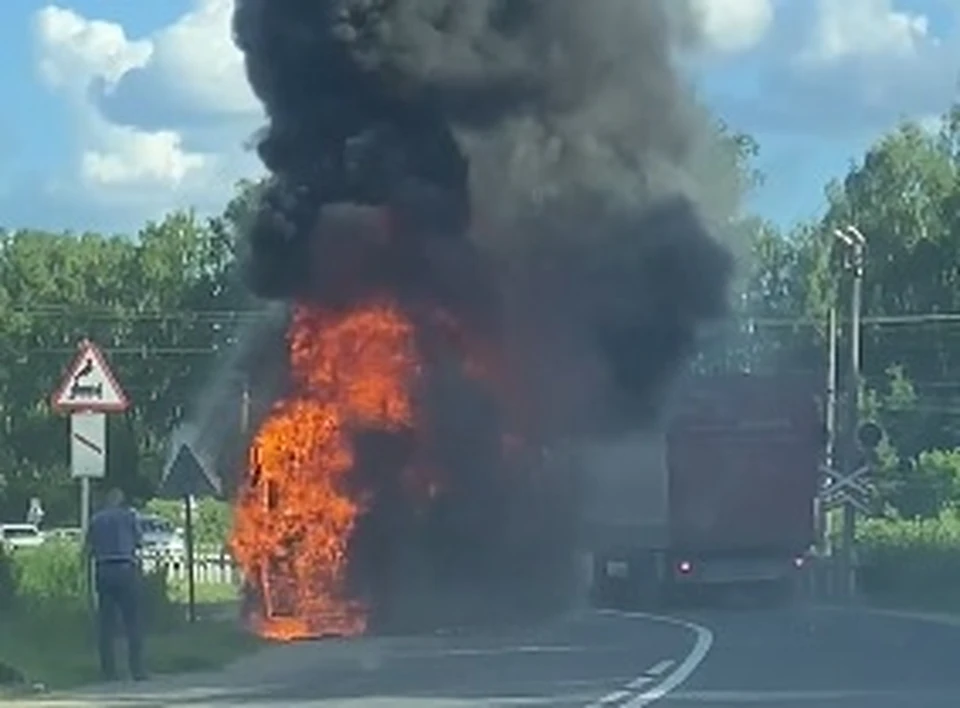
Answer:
[
  {"xmin": 655, "ymin": 605, "xmax": 960, "ymax": 707},
  {"xmin": 30, "ymin": 604, "xmax": 960, "ymax": 707}
]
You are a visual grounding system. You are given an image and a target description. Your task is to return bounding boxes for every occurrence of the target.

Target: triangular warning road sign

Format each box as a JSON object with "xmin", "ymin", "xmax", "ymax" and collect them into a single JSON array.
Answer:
[
  {"xmin": 51, "ymin": 339, "xmax": 129, "ymax": 413},
  {"xmin": 161, "ymin": 444, "xmax": 222, "ymax": 498}
]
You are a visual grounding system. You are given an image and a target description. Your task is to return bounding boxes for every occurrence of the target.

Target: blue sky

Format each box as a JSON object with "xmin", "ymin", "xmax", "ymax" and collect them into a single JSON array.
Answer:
[{"xmin": 1, "ymin": 0, "xmax": 957, "ymax": 235}]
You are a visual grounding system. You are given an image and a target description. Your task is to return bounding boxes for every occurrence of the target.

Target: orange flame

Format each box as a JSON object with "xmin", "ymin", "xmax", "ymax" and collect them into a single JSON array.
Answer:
[{"xmin": 230, "ymin": 299, "xmax": 422, "ymax": 640}]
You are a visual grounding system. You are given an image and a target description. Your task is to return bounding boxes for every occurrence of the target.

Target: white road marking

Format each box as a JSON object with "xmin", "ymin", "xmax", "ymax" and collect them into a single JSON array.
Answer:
[
  {"xmin": 591, "ymin": 610, "xmax": 714, "ymax": 707},
  {"xmin": 585, "ymin": 689, "xmax": 632, "ymax": 707},
  {"xmin": 646, "ymin": 660, "xmax": 675, "ymax": 676},
  {"xmin": 626, "ymin": 676, "xmax": 654, "ymax": 690}
]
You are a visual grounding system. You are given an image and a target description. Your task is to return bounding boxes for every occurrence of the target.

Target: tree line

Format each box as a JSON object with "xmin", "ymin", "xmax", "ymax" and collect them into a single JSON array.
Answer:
[
  {"xmin": 725, "ymin": 104, "xmax": 960, "ymax": 519},
  {"xmin": 0, "ymin": 182, "xmax": 260, "ymax": 523},
  {"xmin": 2, "ymin": 107, "xmax": 960, "ymax": 526}
]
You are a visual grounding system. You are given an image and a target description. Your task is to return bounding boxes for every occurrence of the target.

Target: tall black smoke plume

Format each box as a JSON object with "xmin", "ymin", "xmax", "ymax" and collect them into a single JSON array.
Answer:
[
  {"xmin": 228, "ymin": 0, "xmax": 733, "ymax": 630},
  {"xmin": 233, "ymin": 0, "xmax": 732, "ymax": 426}
]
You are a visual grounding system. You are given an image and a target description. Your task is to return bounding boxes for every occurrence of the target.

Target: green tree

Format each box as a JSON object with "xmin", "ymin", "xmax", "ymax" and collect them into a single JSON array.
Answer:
[
  {"xmin": 815, "ymin": 106, "xmax": 960, "ymax": 455},
  {"xmin": 696, "ymin": 104, "xmax": 960, "ymax": 521},
  {"xmin": 690, "ymin": 124, "xmax": 824, "ymax": 375},
  {"xmin": 889, "ymin": 448, "xmax": 960, "ymax": 520},
  {"xmin": 0, "ymin": 199, "xmax": 247, "ymax": 523},
  {"xmin": 144, "ymin": 497, "xmax": 232, "ymax": 548}
]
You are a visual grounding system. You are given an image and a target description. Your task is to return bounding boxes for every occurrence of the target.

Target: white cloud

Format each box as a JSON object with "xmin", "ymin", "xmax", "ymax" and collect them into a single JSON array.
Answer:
[
  {"xmin": 35, "ymin": 6, "xmax": 151, "ymax": 89},
  {"xmin": 709, "ymin": 0, "xmax": 957, "ymax": 139},
  {"xmin": 801, "ymin": 0, "xmax": 933, "ymax": 64},
  {"xmin": 690, "ymin": 0, "xmax": 774, "ymax": 54},
  {"xmin": 81, "ymin": 130, "xmax": 205, "ymax": 188},
  {"xmin": 32, "ymin": 1, "xmax": 263, "ymax": 228},
  {"xmin": 140, "ymin": 0, "xmax": 256, "ymax": 116},
  {"xmin": 790, "ymin": 0, "xmax": 957, "ymax": 129},
  {"xmin": 94, "ymin": 0, "xmax": 258, "ymax": 127}
]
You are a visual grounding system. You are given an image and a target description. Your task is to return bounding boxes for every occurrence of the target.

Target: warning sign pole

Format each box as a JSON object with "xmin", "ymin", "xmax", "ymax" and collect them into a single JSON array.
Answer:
[
  {"xmin": 72, "ymin": 411, "xmax": 106, "ymax": 534},
  {"xmin": 51, "ymin": 340, "xmax": 129, "ymax": 537},
  {"xmin": 81, "ymin": 462, "xmax": 90, "ymax": 537}
]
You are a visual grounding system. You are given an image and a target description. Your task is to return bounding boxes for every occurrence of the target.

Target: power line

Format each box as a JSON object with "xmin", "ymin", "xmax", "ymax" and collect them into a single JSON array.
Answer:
[
  {"xmin": 14, "ymin": 310, "xmax": 264, "ymax": 323},
  {"xmin": 745, "ymin": 313, "xmax": 960, "ymax": 327},
  {"xmin": 13, "ymin": 306, "xmax": 960, "ymax": 326},
  {"xmin": 22, "ymin": 347, "xmax": 221, "ymax": 356}
]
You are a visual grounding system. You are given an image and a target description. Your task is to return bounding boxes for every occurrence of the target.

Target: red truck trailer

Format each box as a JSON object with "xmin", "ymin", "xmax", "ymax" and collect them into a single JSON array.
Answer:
[{"xmin": 583, "ymin": 373, "xmax": 822, "ymax": 606}]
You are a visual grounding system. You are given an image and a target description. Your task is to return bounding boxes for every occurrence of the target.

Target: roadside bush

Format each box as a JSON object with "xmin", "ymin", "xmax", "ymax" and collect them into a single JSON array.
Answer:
[
  {"xmin": 143, "ymin": 497, "xmax": 232, "ymax": 549},
  {"xmin": 141, "ymin": 565, "xmax": 179, "ymax": 629},
  {"xmin": 857, "ymin": 513, "xmax": 960, "ymax": 609},
  {"xmin": 13, "ymin": 542, "xmax": 85, "ymax": 614},
  {"xmin": 143, "ymin": 498, "xmax": 181, "ymax": 526},
  {"xmin": 0, "ymin": 546, "xmax": 15, "ymax": 613},
  {"xmin": 6, "ymin": 544, "xmax": 178, "ymax": 625},
  {"xmin": 879, "ymin": 449, "xmax": 960, "ymax": 520},
  {"xmin": 0, "ymin": 546, "xmax": 253, "ymax": 690},
  {"xmin": 195, "ymin": 499, "xmax": 232, "ymax": 549}
]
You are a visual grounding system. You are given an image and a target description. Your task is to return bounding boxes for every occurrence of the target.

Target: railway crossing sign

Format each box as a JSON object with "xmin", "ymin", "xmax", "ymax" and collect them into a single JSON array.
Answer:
[
  {"xmin": 819, "ymin": 422, "xmax": 884, "ymax": 515},
  {"xmin": 50, "ymin": 339, "xmax": 130, "ymax": 536},
  {"xmin": 820, "ymin": 464, "xmax": 873, "ymax": 514},
  {"xmin": 51, "ymin": 340, "xmax": 129, "ymax": 412}
]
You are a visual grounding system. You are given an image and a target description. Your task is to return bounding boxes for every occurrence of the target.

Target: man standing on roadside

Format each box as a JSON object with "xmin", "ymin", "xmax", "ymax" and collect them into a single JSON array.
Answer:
[{"xmin": 84, "ymin": 488, "xmax": 147, "ymax": 681}]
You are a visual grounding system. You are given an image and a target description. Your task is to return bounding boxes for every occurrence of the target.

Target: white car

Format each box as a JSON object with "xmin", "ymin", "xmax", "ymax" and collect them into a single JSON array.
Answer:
[
  {"xmin": 0, "ymin": 523, "xmax": 44, "ymax": 550},
  {"xmin": 44, "ymin": 527, "xmax": 82, "ymax": 544},
  {"xmin": 137, "ymin": 514, "xmax": 185, "ymax": 555}
]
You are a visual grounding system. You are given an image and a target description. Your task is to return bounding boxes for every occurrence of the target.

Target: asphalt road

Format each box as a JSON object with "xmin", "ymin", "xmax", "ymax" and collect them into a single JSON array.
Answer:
[
  {"xmin": 654, "ymin": 605, "xmax": 960, "ymax": 708},
  {"xmin": 32, "ymin": 610, "xmax": 695, "ymax": 707},
  {"xmin": 27, "ymin": 603, "xmax": 960, "ymax": 707}
]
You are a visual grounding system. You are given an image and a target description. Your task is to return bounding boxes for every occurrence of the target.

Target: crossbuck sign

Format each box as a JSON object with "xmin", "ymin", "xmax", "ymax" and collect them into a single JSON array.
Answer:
[{"xmin": 820, "ymin": 464, "xmax": 872, "ymax": 514}]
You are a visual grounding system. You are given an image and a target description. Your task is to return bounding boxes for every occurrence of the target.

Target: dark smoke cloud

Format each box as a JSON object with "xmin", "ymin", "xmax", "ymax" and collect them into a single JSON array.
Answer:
[
  {"xmin": 228, "ymin": 0, "xmax": 733, "ymax": 630},
  {"xmin": 232, "ymin": 0, "xmax": 732, "ymax": 430}
]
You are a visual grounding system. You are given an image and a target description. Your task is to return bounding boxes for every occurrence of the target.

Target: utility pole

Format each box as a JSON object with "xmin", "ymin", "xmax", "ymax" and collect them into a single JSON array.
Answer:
[
  {"xmin": 820, "ymin": 305, "xmax": 838, "ymax": 556},
  {"xmin": 240, "ymin": 375, "xmax": 251, "ymax": 436},
  {"xmin": 835, "ymin": 224, "xmax": 866, "ymax": 601}
]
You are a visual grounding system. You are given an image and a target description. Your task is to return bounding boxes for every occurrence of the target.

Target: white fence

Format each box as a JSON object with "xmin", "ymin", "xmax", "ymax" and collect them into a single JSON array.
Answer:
[{"xmin": 140, "ymin": 551, "xmax": 240, "ymax": 586}]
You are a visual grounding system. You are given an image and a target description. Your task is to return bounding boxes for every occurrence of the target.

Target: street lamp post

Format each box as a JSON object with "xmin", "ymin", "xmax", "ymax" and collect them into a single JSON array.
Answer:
[{"xmin": 834, "ymin": 224, "xmax": 866, "ymax": 600}]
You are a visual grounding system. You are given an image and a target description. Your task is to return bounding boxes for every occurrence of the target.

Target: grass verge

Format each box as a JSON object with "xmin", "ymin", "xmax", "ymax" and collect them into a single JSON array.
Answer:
[
  {"xmin": 0, "ymin": 582, "xmax": 259, "ymax": 692},
  {"xmin": 167, "ymin": 579, "xmax": 241, "ymax": 606},
  {"xmin": 861, "ymin": 591, "xmax": 960, "ymax": 617}
]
